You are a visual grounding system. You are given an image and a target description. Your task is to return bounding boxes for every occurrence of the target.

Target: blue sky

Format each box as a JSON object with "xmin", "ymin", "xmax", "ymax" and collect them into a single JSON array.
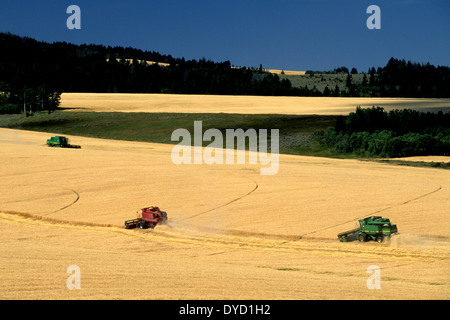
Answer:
[{"xmin": 1, "ymin": 0, "xmax": 449, "ymax": 72}]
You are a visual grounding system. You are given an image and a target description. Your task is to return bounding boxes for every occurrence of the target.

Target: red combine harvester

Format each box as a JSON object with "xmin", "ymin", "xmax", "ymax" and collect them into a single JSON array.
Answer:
[{"xmin": 124, "ymin": 206, "xmax": 168, "ymax": 229}]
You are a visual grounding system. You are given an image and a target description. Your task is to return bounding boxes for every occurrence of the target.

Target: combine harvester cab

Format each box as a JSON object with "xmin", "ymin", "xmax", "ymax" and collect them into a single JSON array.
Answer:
[
  {"xmin": 338, "ymin": 216, "xmax": 397, "ymax": 243},
  {"xmin": 124, "ymin": 206, "xmax": 168, "ymax": 230},
  {"xmin": 46, "ymin": 136, "xmax": 81, "ymax": 148}
]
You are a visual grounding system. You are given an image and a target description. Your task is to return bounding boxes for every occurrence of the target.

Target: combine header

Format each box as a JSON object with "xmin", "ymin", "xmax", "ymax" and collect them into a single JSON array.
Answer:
[
  {"xmin": 338, "ymin": 216, "xmax": 398, "ymax": 243},
  {"xmin": 46, "ymin": 136, "xmax": 81, "ymax": 148},
  {"xmin": 125, "ymin": 206, "xmax": 168, "ymax": 229}
]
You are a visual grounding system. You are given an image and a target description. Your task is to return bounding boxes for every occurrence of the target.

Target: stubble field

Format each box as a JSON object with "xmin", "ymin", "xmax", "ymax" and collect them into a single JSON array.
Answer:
[{"xmin": 1, "ymin": 94, "xmax": 449, "ymax": 299}]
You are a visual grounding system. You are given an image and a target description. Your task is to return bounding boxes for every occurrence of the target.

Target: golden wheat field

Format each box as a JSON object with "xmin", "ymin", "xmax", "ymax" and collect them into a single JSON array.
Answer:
[
  {"xmin": 1, "ymin": 97, "xmax": 449, "ymax": 301},
  {"xmin": 266, "ymin": 69, "xmax": 307, "ymax": 75},
  {"xmin": 60, "ymin": 92, "xmax": 450, "ymax": 115}
]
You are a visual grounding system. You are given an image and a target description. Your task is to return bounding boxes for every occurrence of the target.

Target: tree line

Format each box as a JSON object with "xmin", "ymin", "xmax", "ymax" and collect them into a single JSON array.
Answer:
[
  {"xmin": 0, "ymin": 32, "xmax": 298, "ymax": 115},
  {"xmin": 1, "ymin": 32, "xmax": 449, "ymax": 115},
  {"xmin": 312, "ymin": 58, "xmax": 450, "ymax": 98},
  {"xmin": 321, "ymin": 107, "xmax": 450, "ymax": 157},
  {"xmin": 0, "ymin": 83, "xmax": 61, "ymax": 115}
]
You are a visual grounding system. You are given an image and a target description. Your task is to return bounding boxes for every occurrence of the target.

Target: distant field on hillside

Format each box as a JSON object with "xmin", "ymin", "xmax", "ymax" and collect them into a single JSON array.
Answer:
[
  {"xmin": 267, "ymin": 69, "xmax": 306, "ymax": 75},
  {"xmin": 3, "ymin": 93, "xmax": 448, "ymax": 160},
  {"xmin": 59, "ymin": 93, "xmax": 450, "ymax": 115},
  {"xmin": 2, "ymin": 102, "xmax": 449, "ymax": 164}
]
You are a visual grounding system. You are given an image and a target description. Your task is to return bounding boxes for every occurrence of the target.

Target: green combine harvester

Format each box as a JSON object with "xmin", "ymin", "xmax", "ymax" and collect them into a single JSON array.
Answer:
[
  {"xmin": 46, "ymin": 136, "xmax": 81, "ymax": 149},
  {"xmin": 337, "ymin": 216, "xmax": 398, "ymax": 243}
]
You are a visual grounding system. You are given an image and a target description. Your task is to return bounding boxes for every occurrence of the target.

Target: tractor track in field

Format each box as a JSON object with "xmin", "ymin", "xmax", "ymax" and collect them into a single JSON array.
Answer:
[
  {"xmin": 0, "ymin": 176, "xmax": 447, "ymax": 265},
  {"xmin": 254, "ymin": 183, "xmax": 448, "ymax": 270},
  {"xmin": 275, "ymin": 184, "xmax": 444, "ymax": 246},
  {"xmin": 0, "ymin": 209, "xmax": 448, "ymax": 264},
  {"xmin": 178, "ymin": 174, "xmax": 259, "ymax": 222},
  {"xmin": 50, "ymin": 188, "xmax": 80, "ymax": 214}
]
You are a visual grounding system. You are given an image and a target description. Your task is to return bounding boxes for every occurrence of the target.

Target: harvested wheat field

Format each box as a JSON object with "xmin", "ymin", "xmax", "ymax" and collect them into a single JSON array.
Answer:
[
  {"xmin": 0, "ymin": 127, "xmax": 449, "ymax": 300},
  {"xmin": 60, "ymin": 93, "xmax": 450, "ymax": 115}
]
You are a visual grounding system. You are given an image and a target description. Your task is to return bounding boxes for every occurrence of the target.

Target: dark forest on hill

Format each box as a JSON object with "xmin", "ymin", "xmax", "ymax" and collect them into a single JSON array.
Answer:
[{"xmin": 1, "ymin": 32, "xmax": 449, "ymax": 114}]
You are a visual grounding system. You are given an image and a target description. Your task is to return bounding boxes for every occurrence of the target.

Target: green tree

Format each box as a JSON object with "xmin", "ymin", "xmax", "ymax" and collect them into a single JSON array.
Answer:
[
  {"xmin": 362, "ymin": 74, "xmax": 368, "ymax": 87},
  {"xmin": 333, "ymin": 85, "xmax": 340, "ymax": 97},
  {"xmin": 345, "ymin": 74, "xmax": 358, "ymax": 96}
]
